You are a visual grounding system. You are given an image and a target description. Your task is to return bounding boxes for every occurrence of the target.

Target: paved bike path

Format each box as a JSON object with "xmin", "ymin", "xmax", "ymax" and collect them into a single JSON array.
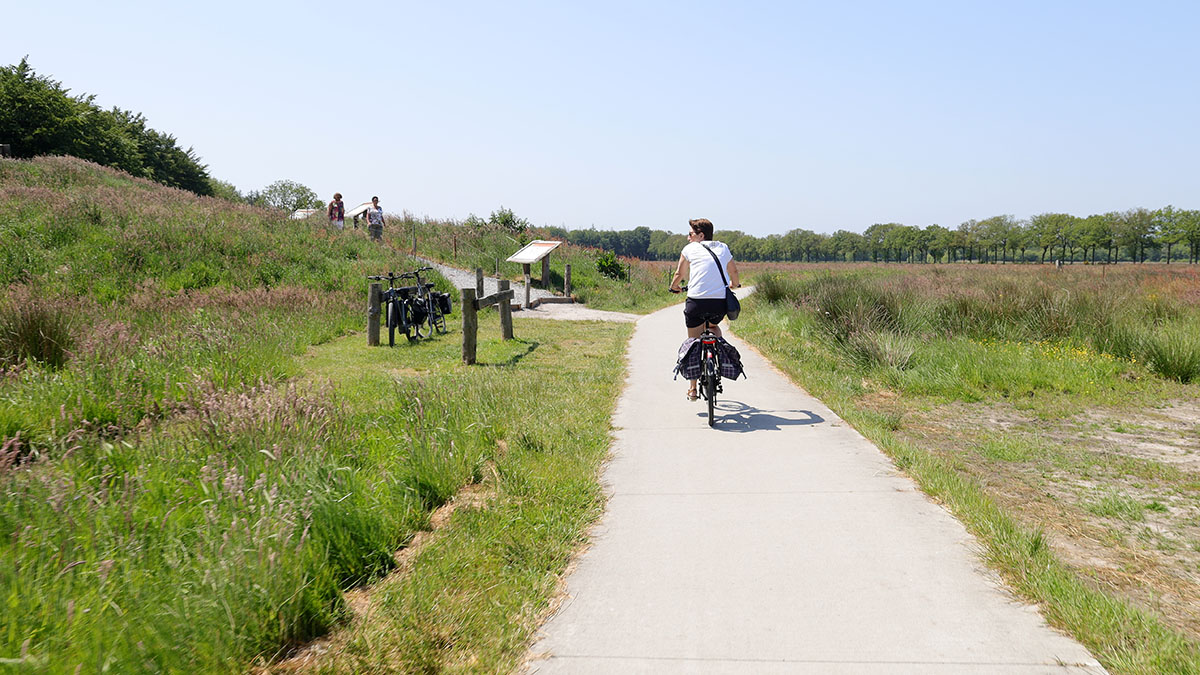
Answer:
[{"xmin": 528, "ymin": 298, "xmax": 1105, "ymax": 673}]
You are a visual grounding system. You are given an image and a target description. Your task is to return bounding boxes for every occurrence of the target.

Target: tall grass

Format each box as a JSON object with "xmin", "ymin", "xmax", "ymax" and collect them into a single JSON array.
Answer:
[
  {"xmin": 756, "ymin": 266, "xmax": 1200, "ymax": 383},
  {"xmin": 0, "ymin": 286, "xmax": 75, "ymax": 369}
]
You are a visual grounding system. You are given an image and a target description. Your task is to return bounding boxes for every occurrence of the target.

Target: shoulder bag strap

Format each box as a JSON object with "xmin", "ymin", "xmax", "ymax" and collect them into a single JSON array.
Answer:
[{"xmin": 702, "ymin": 244, "xmax": 729, "ymax": 287}]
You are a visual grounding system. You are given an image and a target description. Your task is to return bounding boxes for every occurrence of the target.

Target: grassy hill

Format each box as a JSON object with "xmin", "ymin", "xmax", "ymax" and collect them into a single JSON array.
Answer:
[
  {"xmin": 0, "ymin": 156, "xmax": 440, "ymax": 445},
  {"xmin": 0, "ymin": 156, "xmax": 637, "ymax": 672}
]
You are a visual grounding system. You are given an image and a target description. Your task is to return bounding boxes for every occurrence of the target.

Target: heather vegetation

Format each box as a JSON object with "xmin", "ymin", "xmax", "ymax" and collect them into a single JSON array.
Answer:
[
  {"xmin": 737, "ymin": 264, "xmax": 1200, "ymax": 671},
  {"xmin": 0, "ymin": 155, "xmax": 635, "ymax": 671}
]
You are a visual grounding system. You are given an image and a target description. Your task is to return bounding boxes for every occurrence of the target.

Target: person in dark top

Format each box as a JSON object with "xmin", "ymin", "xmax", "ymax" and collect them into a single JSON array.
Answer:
[{"xmin": 327, "ymin": 192, "xmax": 345, "ymax": 230}]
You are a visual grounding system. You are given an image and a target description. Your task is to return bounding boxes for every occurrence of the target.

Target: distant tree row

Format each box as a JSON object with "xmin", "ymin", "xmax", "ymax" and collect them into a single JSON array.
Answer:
[
  {"xmin": 0, "ymin": 58, "xmax": 213, "ymax": 195},
  {"xmin": 547, "ymin": 207, "xmax": 1200, "ymax": 264}
]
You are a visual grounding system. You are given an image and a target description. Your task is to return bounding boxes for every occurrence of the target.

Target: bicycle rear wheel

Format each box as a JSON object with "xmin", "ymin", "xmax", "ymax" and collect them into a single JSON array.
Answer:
[
  {"xmin": 705, "ymin": 368, "xmax": 716, "ymax": 426},
  {"xmin": 400, "ymin": 302, "xmax": 415, "ymax": 341},
  {"xmin": 431, "ymin": 301, "xmax": 447, "ymax": 334}
]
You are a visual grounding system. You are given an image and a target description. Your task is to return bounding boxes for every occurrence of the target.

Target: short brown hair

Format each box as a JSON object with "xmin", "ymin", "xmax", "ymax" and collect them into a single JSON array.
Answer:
[
  {"xmin": 333, "ymin": 192, "xmax": 342, "ymax": 200},
  {"xmin": 689, "ymin": 218, "xmax": 713, "ymax": 241}
]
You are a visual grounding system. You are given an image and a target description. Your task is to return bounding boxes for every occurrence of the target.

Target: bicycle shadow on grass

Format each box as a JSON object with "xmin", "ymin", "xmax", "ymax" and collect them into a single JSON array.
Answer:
[{"xmin": 698, "ymin": 400, "xmax": 824, "ymax": 432}]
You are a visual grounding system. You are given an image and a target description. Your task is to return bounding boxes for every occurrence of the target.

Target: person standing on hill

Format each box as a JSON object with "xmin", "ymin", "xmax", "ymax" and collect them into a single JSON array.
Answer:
[
  {"xmin": 669, "ymin": 218, "xmax": 740, "ymax": 400},
  {"xmin": 327, "ymin": 192, "xmax": 345, "ymax": 230},
  {"xmin": 366, "ymin": 196, "xmax": 385, "ymax": 241}
]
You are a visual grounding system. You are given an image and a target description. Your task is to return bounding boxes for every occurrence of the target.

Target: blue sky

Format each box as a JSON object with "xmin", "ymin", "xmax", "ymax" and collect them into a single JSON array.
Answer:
[{"xmin": 6, "ymin": 1, "xmax": 1198, "ymax": 236}]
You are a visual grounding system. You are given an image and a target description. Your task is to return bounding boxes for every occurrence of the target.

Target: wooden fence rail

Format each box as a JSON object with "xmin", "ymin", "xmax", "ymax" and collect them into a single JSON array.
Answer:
[{"xmin": 461, "ymin": 280, "xmax": 514, "ymax": 365}]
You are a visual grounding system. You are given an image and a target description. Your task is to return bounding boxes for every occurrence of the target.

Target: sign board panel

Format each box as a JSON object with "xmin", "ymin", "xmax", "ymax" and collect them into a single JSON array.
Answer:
[{"xmin": 506, "ymin": 240, "xmax": 562, "ymax": 264}]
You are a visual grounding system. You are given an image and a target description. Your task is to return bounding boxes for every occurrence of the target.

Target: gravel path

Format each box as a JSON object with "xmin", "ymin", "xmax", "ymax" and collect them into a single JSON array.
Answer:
[
  {"xmin": 416, "ymin": 256, "xmax": 641, "ymax": 322},
  {"xmin": 415, "ymin": 256, "xmax": 558, "ymax": 304}
]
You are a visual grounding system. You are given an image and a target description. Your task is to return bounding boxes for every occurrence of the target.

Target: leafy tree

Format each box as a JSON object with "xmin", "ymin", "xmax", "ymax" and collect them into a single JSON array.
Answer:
[
  {"xmin": 1075, "ymin": 214, "xmax": 1108, "ymax": 263},
  {"xmin": 1183, "ymin": 209, "xmax": 1200, "ymax": 264},
  {"xmin": 957, "ymin": 220, "xmax": 981, "ymax": 262},
  {"xmin": 864, "ymin": 223, "xmax": 897, "ymax": 262},
  {"xmin": 0, "ymin": 58, "xmax": 214, "ymax": 196},
  {"xmin": 207, "ymin": 178, "xmax": 245, "ymax": 203},
  {"xmin": 1156, "ymin": 206, "xmax": 1188, "ymax": 264},
  {"xmin": 924, "ymin": 225, "xmax": 953, "ymax": 263},
  {"xmin": 250, "ymin": 179, "xmax": 322, "ymax": 212},
  {"xmin": 0, "ymin": 58, "xmax": 78, "ymax": 158},
  {"xmin": 830, "ymin": 229, "xmax": 865, "ymax": 262},
  {"xmin": 489, "ymin": 206, "xmax": 529, "ymax": 233},
  {"xmin": 1118, "ymin": 208, "xmax": 1155, "ymax": 263}
]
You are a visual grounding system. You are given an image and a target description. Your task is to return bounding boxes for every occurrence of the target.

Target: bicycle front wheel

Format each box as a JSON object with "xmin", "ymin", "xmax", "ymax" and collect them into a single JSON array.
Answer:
[{"xmin": 387, "ymin": 301, "xmax": 399, "ymax": 347}]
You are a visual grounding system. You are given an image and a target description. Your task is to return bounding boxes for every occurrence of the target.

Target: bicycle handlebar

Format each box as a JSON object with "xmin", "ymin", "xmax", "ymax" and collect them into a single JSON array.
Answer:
[{"xmin": 369, "ymin": 267, "xmax": 434, "ymax": 282}]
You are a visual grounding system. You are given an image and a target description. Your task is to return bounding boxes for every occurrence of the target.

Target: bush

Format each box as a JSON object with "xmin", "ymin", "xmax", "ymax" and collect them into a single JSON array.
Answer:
[{"xmin": 596, "ymin": 250, "xmax": 625, "ymax": 280}]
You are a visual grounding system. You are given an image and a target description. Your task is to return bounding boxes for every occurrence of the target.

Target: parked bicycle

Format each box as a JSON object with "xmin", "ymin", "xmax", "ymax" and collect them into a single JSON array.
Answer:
[
  {"xmin": 367, "ymin": 267, "xmax": 452, "ymax": 345},
  {"xmin": 404, "ymin": 266, "xmax": 450, "ymax": 338}
]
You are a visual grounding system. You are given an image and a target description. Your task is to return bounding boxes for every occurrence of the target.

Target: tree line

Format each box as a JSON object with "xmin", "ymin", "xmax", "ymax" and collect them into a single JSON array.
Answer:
[
  {"xmin": 0, "ymin": 58, "xmax": 334, "ymax": 212},
  {"xmin": 0, "ymin": 58, "xmax": 219, "ymax": 196},
  {"xmin": 547, "ymin": 207, "xmax": 1200, "ymax": 264}
]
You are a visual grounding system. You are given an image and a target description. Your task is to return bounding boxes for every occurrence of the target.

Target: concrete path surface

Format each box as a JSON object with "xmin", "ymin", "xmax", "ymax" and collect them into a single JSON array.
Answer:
[{"xmin": 527, "ymin": 296, "xmax": 1106, "ymax": 674}]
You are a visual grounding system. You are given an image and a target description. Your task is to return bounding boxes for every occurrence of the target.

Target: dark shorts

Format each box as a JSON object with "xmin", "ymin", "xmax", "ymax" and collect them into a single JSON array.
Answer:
[{"xmin": 684, "ymin": 297, "xmax": 726, "ymax": 328}]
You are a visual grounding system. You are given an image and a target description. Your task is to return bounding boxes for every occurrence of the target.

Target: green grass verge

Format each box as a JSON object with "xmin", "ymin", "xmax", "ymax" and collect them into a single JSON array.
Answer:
[{"xmin": 734, "ymin": 296, "xmax": 1200, "ymax": 674}]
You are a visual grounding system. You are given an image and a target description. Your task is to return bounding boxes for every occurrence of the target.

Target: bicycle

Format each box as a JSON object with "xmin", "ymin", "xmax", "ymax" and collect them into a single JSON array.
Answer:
[
  {"xmin": 694, "ymin": 316, "xmax": 725, "ymax": 426},
  {"xmin": 670, "ymin": 284, "xmax": 725, "ymax": 427},
  {"xmin": 367, "ymin": 272, "xmax": 418, "ymax": 346},
  {"xmin": 407, "ymin": 266, "xmax": 450, "ymax": 338},
  {"xmin": 367, "ymin": 268, "xmax": 452, "ymax": 345}
]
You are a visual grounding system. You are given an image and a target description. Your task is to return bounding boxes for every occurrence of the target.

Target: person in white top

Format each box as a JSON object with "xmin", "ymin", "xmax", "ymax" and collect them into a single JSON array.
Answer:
[
  {"xmin": 669, "ymin": 218, "xmax": 740, "ymax": 400},
  {"xmin": 366, "ymin": 196, "xmax": 385, "ymax": 241}
]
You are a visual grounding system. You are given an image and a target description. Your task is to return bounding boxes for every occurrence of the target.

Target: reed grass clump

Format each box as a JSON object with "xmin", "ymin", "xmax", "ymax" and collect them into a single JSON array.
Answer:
[
  {"xmin": 0, "ymin": 287, "xmax": 75, "ymax": 369},
  {"xmin": 1141, "ymin": 321, "xmax": 1200, "ymax": 383}
]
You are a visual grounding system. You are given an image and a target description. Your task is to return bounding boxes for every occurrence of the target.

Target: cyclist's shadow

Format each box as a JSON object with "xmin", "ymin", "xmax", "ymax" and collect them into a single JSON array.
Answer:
[{"xmin": 701, "ymin": 400, "xmax": 825, "ymax": 432}]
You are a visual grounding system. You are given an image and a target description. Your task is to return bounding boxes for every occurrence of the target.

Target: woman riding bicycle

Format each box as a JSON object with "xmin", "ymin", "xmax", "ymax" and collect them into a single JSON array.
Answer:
[{"xmin": 669, "ymin": 218, "xmax": 740, "ymax": 401}]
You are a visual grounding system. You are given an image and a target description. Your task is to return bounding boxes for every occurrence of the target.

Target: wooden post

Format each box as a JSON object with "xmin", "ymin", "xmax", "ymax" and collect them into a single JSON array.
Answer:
[
  {"xmin": 461, "ymin": 288, "xmax": 477, "ymax": 365},
  {"xmin": 495, "ymin": 257, "xmax": 500, "ymax": 276},
  {"xmin": 453, "ymin": 236, "xmax": 458, "ymax": 260},
  {"xmin": 499, "ymin": 280, "xmax": 513, "ymax": 340},
  {"xmin": 565, "ymin": 264, "xmax": 572, "ymax": 297},
  {"xmin": 475, "ymin": 267, "xmax": 484, "ymax": 297},
  {"xmin": 367, "ymin": 283, "xmax": 382, "ymax": 346},
  {"xmin": 523, "ymin": 264, "xmax": 532, "ymax": 309},
  {"xmin": 542, "ymin": 254, "xmax": 550, "ymax": 289}
]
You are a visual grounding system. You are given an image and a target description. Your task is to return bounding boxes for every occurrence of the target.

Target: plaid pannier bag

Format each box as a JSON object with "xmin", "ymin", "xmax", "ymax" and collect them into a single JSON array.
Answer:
[{"xmin": 673, "ymin": 337, "xmax": 746, "ymax": 381}]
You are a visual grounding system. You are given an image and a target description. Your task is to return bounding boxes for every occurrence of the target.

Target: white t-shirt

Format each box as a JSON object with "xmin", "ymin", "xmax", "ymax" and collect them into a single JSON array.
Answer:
[{"xmin": 683, "ymin": 241, "xmax": 733, "ymax": 299}]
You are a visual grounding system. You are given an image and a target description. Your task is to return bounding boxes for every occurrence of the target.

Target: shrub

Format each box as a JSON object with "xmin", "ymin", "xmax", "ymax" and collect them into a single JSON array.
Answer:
[{"xmin": 596, "ymin": 250, "xmax": 625, "ymax": 280}]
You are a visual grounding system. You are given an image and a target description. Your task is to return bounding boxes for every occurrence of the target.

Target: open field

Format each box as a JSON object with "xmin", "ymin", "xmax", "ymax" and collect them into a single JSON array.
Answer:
[{"xmin": 734, "ymin": 263, "xmax": 1200, "ymax": 672}]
